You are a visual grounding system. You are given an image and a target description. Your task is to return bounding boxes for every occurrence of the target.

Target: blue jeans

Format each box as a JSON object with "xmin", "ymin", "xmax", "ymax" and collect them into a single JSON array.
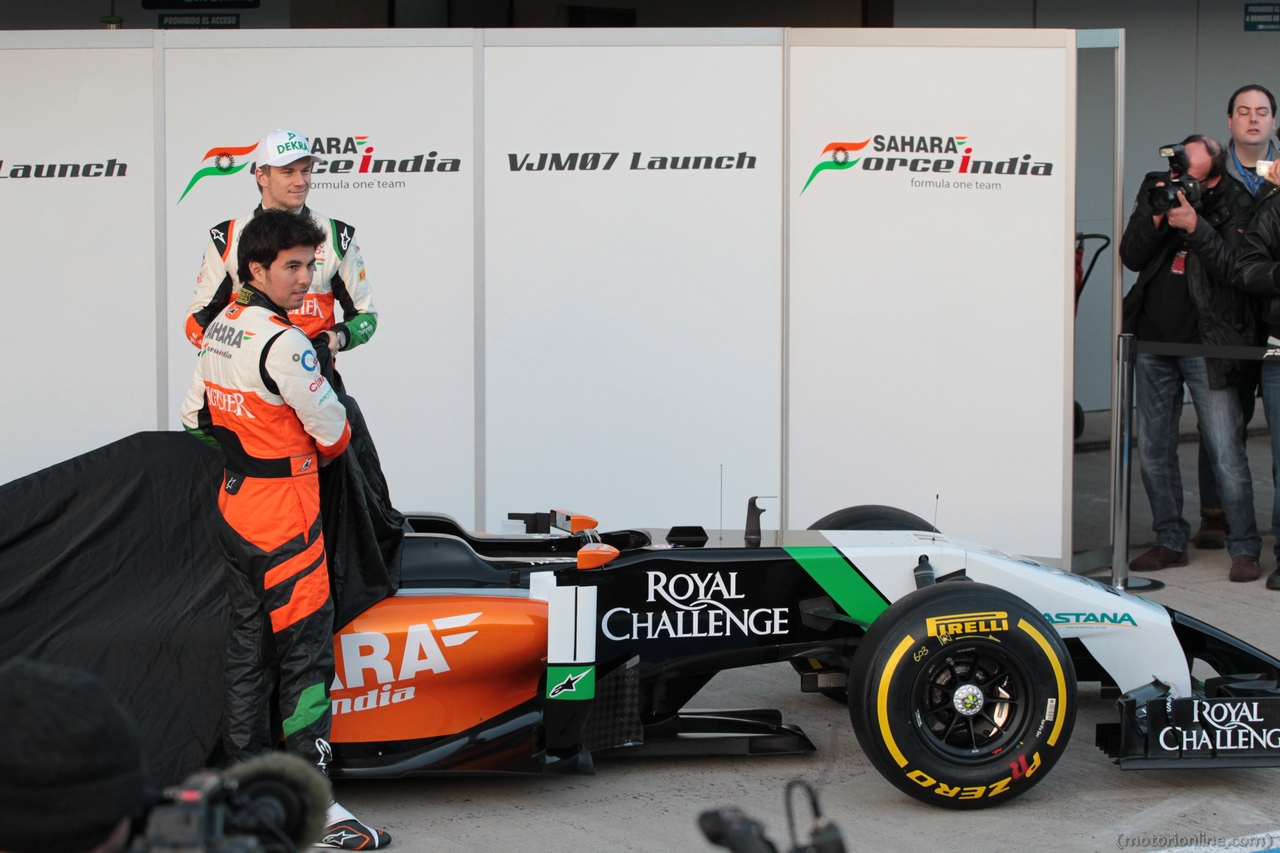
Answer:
[
  {"xmin": 1257, "ymin": 360, "xmax": 1280, "ymax": 559},
  {"xmin": 1197, "ymin": 380, "xmax": 1256, "ymax": 509},
  {"xmin": 1136, "ymin": 354, "xmax": 1259, "ymax": 557}
]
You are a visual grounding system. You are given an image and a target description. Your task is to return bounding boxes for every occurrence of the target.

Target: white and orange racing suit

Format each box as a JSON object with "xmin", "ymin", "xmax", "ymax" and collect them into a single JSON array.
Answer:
[
  {"xmin": 180, "ymin": 284, "xmax": 351, "ymax": 770},
  {"xmin": 185, "ymin": 205, "xmax": 377, "ymax": 353}
]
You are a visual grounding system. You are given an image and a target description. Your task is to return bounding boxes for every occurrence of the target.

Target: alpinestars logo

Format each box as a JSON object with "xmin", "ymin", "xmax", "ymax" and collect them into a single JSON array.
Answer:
[
  {"xmin": 322, "ymin": 828, "xmax": 366, "ymax": 846},
  {"xmin": 801, "ymin": 134, "xmax": 1054, "ymax": 193},
  {"xmin": 545, "ymin": 665, "xmax": 595, "ymax": 700},
  {"xmin": 549, "ymin": 670, "xmax": 587, "ymax": 697}
]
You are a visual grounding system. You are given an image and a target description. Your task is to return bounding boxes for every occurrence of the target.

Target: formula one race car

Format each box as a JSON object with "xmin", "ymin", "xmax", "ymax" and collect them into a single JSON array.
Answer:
[{"xmin": 325, "ymin": 503, "xmax": 1280, "ymax": 809}]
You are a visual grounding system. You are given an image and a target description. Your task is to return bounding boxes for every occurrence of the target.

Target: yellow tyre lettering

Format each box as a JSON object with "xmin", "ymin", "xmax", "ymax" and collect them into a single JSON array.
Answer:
[
  {"xmin": 1017, "ymin": 619, "xmax": 1068, "ymax": 746},
  {"xmin": 986, "ymin": 776, "xmax": 1013, "ymax": 797},
  {"xmin": 877, "ymin": 634, "xmax": 917, "ymax": 768},
  {"xmin": 929, "ymin": 775, "xmax": 1017, "ymax": 799},
  {"xmin": 906, "ymin": 769, "xmax": 936, "ymax": 787}
]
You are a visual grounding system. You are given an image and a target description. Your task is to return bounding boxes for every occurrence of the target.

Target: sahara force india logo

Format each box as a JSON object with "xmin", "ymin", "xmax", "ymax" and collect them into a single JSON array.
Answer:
[
  {"xmin": 178, "ymin": 141, "xmax": 259, "ymax": 202},
  {"xmin": 800, "ymin": 134, "xmax": 1055, "ymax": 193},
  {"xmin": 178, "ymin": 134, "xmax": 462, "ymax": 202},
  {"xmin": 601, "ymin": 571, "xmax": 789, "ymax": 641},
  {"xmin": 331, "ymin": 612, "xmax": 480, "ymax": 717}
]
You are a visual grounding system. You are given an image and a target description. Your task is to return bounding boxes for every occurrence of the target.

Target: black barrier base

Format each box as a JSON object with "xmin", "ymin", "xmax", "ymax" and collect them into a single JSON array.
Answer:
[{"xmin": 1125, "ymin": 576, "xmax": 1166, "ymax": 592}]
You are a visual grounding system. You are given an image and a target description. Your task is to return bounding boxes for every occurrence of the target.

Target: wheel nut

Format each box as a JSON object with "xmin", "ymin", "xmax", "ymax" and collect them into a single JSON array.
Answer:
[{"xmin": 953, "ymin": 684, "xmax": 984, "ymax": 716}]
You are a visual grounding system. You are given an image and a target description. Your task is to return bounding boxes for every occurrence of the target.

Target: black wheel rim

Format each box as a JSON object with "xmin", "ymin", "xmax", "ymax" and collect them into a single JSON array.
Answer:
[{"xmin": 911, "ymin": 642, "xmax": 1032, "ymax": 765}]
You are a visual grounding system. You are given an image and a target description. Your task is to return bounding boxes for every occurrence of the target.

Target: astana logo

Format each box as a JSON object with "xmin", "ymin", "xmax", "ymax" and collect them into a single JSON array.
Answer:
[
  {"xmin": 801, "ymin": 138, "xmax": 871, "ymax": 193},
  {"xmin": 178, "ymin": 141, "xmax": 259, "ymax": 202}
]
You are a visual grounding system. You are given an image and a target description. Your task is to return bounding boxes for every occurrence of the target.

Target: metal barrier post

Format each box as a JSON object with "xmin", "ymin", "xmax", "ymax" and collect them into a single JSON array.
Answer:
[{"xmin": 1111, "ymin": 333, "xmax": 1135, "ymax": 590}]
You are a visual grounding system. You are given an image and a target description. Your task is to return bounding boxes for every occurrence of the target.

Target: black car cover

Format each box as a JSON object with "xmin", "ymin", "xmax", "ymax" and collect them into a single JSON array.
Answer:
[
  {"xmin": 318, "ymin": 358, "xmax": 405, "ymax": 630},
  {"xmin": 0, "ymin": 394, "xmax": 402, "ymax": 785}
]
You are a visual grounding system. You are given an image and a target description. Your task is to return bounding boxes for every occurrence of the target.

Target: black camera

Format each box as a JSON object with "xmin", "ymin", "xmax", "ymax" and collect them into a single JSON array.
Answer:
[
  {"xmin": 1147, "ymin": 143, "xmax": 1202, "ymax": 212},
  {"xmin": 129, "ymin": 754, "xmax": 330, "ymax": 853},
  {"xmin": 699, "ymin": 779, "xmax": 845, "ymax": 853}
]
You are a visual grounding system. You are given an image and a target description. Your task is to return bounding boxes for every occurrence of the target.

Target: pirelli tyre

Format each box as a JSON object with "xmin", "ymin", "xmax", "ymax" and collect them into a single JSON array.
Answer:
[{"xmin": 848, "ymin": 583, "xmax": 1076, "ymax": 809}]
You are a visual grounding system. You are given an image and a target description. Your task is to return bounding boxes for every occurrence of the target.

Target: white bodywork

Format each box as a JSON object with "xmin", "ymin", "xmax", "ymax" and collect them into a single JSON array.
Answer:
[{"xmin": 822, "ymin": 530, "xmax": 1193, "ymax": 696}]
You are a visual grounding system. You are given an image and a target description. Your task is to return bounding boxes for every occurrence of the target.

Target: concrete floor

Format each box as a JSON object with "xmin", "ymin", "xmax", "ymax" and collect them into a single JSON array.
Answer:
[{"xmin": 331, "ymin": 415, "xmax": 1280, "ymax": 853}]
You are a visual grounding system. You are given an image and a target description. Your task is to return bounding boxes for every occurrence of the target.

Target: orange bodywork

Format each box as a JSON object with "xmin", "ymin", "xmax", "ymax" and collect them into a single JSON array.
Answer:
[
  {"xmin": 330, "ymin": 594, "xmax": 548, "ymax": 743},
  {"xmin": 577, "ymin": 543, "xmax": 619, "ymax": 569},
  {"xmin": 569, "ymin": 514, "xmax": 598, "ymax": 532}
]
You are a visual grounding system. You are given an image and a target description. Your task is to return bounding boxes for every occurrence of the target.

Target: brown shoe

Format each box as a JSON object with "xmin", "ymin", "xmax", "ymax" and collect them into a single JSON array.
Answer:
[
  {"xmin": 1230, "ymin": 554, "xmax": 1262, "ymax": 582},
  {"xmin": 1191, "ymin": 508, "xmax": 1228, "ymax": 549},
  {"xmin": 1129, "ymin": 546, "xmax": 1189, "ymax": 572},
  {"xmin": 1266, "ymin": 569, "xmax": 1280, "ymax": 590}
]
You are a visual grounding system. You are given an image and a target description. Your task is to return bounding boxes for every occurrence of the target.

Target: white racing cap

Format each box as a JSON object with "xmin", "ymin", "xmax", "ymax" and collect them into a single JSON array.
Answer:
[{"xmin": 255, "ymin": 129, "xmax": 321, "ymax": 168}]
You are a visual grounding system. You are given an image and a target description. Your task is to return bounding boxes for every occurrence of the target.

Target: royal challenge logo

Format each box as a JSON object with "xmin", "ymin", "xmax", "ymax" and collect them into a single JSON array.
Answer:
[
  {"xmin": 178, "ymin": 133, "xmax": 462, "ymax": 202},
  {"xmin": 800, "ymin": 134, "xmax": 1055, "ymax": 194}
]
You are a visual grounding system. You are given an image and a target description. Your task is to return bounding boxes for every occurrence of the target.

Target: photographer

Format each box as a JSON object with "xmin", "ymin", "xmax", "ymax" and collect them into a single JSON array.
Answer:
[
  {"xmin": 1121, "ymin": 134, "xmax": 1261, "ymax": 580},
  {"xmin": 0, "ymin": 658, "xmax": 144, "ymax": 853},
  {"xmin": 1231, "ymin": 158, "xmax": 1280, "ymax": 589},
  {"xmin": 1191, "ymin": 85, "xmax": 1275, "ymax": 550}
]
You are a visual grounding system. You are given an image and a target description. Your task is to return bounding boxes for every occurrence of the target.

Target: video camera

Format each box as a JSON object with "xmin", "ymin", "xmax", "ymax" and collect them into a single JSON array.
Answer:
[
  {"xmin": 128, "ymin": 754, "xmax": 330, "ymax": 853},
  {"xmin": 699, "ymin": 779, "xmax": 845, "ymax": 853},
  {"xmin": 1147, "ymin": 143, "xmax": 1203, "ymax": 212}
]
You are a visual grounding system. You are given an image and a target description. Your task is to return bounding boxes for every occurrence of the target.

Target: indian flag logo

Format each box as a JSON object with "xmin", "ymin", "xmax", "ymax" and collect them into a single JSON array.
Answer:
[
  {"xmin": 801, "ymin": 139, "xmax": 871, "ymax": 194},
  {"xmin": 178, "ymin": 142, "xmax": 258, "ymax": 203}
]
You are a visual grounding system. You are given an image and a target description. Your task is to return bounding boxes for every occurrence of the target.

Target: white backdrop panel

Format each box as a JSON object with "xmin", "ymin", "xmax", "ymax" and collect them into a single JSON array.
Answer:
[
  {"xmin": 0, "ymin": 47, "xmax": 156, "ymax": 485},
  {"xmin": 164, "ymin": 45, "xmax": 475, "ymax": 524},
  {"xmin": 788, "ymin": 43, "xmax": 1073, "ymax": 561},
  {"xmin": 484, "ymin": 45, "xmax": 782, "ymax": 533}
]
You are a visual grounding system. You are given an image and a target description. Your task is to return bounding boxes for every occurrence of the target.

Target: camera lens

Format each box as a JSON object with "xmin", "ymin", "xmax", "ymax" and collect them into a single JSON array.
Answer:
[{"xmin": 1148, "ymin": 185, "xmax": 1177, "ymax": 212}]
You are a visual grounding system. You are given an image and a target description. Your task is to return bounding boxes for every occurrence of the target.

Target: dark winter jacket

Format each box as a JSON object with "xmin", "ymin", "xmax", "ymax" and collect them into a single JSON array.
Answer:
[
  {"xmin": 1120, "ymin": 171, "xmax": 1257, "ymax": 389},
  {"xmin": 1232, "ymin": 181, "xmax": 1280, "ymax": 335}
]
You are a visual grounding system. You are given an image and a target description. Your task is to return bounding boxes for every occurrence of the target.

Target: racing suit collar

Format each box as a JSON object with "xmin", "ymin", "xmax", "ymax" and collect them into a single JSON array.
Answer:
[{"xmin": 237, "ymin": 283, "xmax": 294, "ymax": 322}]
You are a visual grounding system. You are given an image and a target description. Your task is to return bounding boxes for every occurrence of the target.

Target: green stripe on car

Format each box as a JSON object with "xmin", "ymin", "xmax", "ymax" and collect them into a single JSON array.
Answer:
[{"xmin": 785, "ymin": 546, "xmax": 889, "ymax": 626}]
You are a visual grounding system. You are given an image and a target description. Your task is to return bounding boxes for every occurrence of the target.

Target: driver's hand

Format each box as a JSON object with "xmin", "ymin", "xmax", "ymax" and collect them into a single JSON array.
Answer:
[
  {"xmin": 1166, "ymin": 192, "xmax": 1198, "ymax": 232},
  {"xmin": 324, "ymin": 330, "xmax": 340, "ymax": 351},
  {"xmin": 1267, "ymin": 161, "xmax": 1280, "ymax": 187},
  {"xmin": 319, "ymin": 454, "xmax": 335, "ymax": 468}
]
